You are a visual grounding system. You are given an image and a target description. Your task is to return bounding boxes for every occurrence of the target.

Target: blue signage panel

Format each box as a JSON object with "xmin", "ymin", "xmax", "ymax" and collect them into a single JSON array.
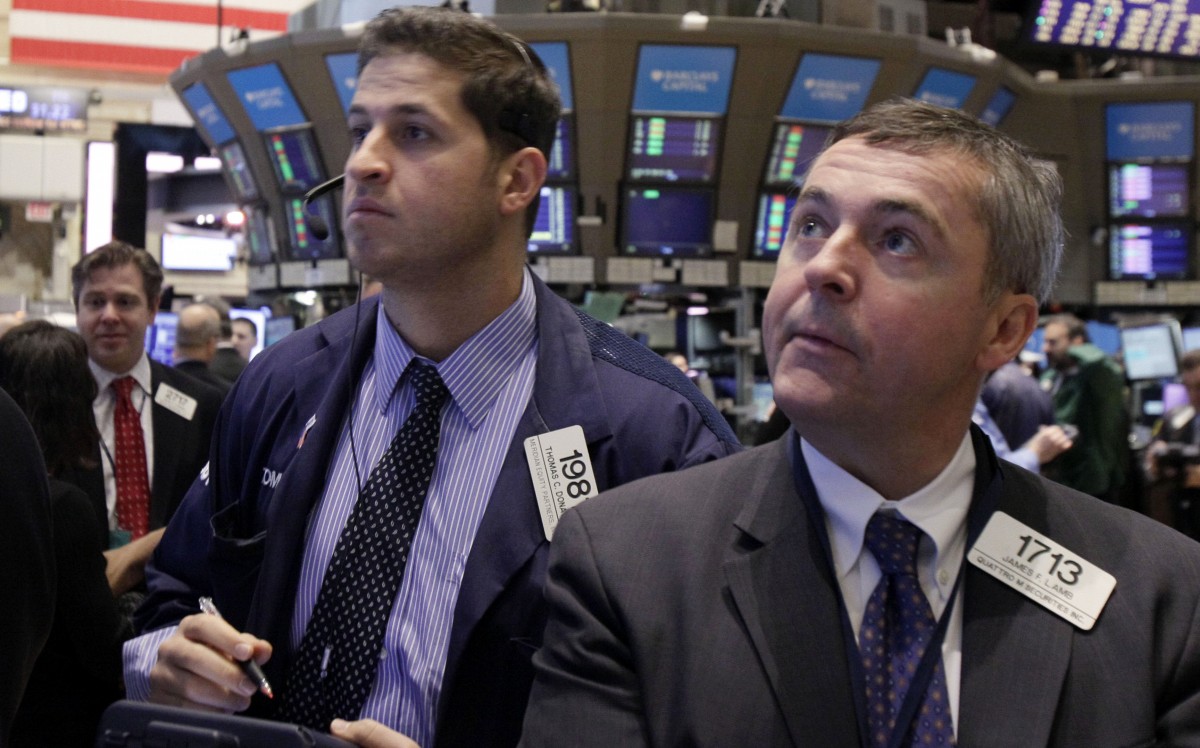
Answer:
[
  {"xmin": 531, "ymin": 42, "xmax": 574, "ymax": 111},
  {"xmin": 913, "ymin": 68, "xmax": 977, "ymax": 110},
  {"xmin": 779, "ymin": 54, "xmax": 880, "ymax": 123},
  {"xmin": 181, "ymin": 82, "xmax": 235, "ymax": 146},
  {"xmin": 632, "ymin": 45, "xmax": 737, "ymax": 115},
  {"xmin": 1106, "ymin": 101, "xmax": 1195, "ymax": 160},
  {"xmin": 980, "ymin": 86, "xmax": 1017, "ymax": 127},
  {"xmin": 226, "ymin": 63, "xmax": 308, "ymax": 132},
  {"xmin": 326, "ymin": 53, "xmax": 358, "ymax": 115}
]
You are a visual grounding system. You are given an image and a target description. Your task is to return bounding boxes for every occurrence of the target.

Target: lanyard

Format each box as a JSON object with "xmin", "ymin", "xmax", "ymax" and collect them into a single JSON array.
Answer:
[{"xmin": 787, "ymin": 428, "xmax": 1003, "ymax": 748}]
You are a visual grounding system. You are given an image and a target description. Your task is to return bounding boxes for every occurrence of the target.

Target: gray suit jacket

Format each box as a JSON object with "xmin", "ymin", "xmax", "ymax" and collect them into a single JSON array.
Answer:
[{"xmin": 521, "ymin": 430, "xmax": 1200, "ymax": 747}]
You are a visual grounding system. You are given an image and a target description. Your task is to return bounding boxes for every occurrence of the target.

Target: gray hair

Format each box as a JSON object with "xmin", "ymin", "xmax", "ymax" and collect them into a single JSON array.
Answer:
[{"xmin": 828, "ymin": 97, "xmax": 1064, "ymax": 305}]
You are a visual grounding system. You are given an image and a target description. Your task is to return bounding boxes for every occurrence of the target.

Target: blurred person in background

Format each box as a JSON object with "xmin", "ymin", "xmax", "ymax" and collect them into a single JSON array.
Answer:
[
  {"xmin": 0, "ymin": 385, "xmax": 53, "ymax": 748},
  {"xmin": 0, "ymin": 320, "xmax": 129, "ymax": 746},
  {"xmin": 230, "ymin": 316, "xmax": 258, "ymax": 363}
]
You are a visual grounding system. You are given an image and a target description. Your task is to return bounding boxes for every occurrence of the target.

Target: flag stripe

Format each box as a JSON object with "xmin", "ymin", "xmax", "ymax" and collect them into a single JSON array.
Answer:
[
  {"xmin": 11, "ymin": 37, "xmax": 199, "ymax": 74},
  {"xmin": 11, "ymin": 11, "xmax": 284, "ymax": 50},
  {"xmin": 11, "ymin": 0, "xmax": 303, "ymax": 74},
  {"xmin": 14, "ymin": 0, "xmax": 287, "ymax": 28},
  {"xmin": 14, "ymin": 0, "xmax": 303, "ymax": 13}
]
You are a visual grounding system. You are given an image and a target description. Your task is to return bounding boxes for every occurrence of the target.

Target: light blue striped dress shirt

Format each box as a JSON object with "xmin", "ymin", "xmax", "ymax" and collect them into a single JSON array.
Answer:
[
  {"xmin": 295, "ymin": 271, "xmax": 538, "ymax": 745},
  {"xmin": 120, "ymin": 270, "xmax": 538, "ymax": 746}
]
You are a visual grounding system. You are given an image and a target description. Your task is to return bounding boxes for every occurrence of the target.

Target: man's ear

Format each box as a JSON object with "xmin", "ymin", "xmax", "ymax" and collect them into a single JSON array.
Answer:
[
  {"xmin": 497, "ymin": 146, "xmax": 547, "ymax": 219},
  {"xmin": 978, "ymin": 292, "xmax": 1038, "ymax": 373}
]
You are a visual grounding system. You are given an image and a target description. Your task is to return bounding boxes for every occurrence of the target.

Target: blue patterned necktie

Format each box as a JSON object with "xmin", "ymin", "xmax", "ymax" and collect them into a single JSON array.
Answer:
[
  {"xmin": 279, "ymin": 361, "xmax": 449, "ymax": 729},
  {"xmin": 860, "ymin": 512, "xmax": 956, "ymax": 748}
]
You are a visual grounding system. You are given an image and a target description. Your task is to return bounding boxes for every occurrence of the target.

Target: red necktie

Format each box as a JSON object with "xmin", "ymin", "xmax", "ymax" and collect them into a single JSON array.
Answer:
[{"xmin": 112, "ymin": 376, "xmax": 151, "ymax": 539}]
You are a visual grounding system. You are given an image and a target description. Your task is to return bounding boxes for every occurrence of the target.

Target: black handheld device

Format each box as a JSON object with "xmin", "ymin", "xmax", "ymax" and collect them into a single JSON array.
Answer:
[{"xmin": 95, "ymin": 700, "xmax": 357, "ymax": 747}]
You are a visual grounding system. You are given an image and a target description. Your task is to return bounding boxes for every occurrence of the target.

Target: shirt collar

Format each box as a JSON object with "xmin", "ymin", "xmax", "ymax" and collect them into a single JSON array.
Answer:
[
  {"xmin": 372, "ymin": 268, "xmax": 538, "ymax": 428},
  {"xmin": 805, "ymin": 431, "xmax": 976, "ymax": 585},
  {"xmin": 90, "ymin": 353, "xmax": 152, "ymax": 398}
]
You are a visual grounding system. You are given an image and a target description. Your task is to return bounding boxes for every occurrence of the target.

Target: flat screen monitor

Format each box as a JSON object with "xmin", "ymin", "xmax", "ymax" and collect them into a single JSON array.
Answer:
[
  {"xmin": 1025, "ymin": 0, "xmax": 1200, "ymax": 62},
  {"xmin": 219, "ymin": 140, "xmax": 258, "ymax": 203},
  {"xmin": 226, "ymin": 63, "xmax": 308, "ymax": 132},
  {"xmin": 913, "ymin": 67, "xmax": 976, "ymax": 110},
  {"xmin": 283, "ymin": 197, "xmax": 340, "ymax": 262},
  {"xmin": 980, "ymin": 86, "xmax": 1017, "ymax": 127},
  {"xmin": 1108, "ymin": 162, "xmax": 1190, "ymax": 218},
  {"xmin": 620, "ymin": 187, "xmax": 714, "ymax": 258},
  {"xmin": 1106, "ymin": 101, "xmax": 1195, "ymax": 161},
  {"xmin": 145, "ymin": 311, "xmax": 179, "ymax": 366},
  {"xmin": 180, "ymin": 82, "xmax": 236, "ymax": 147},
  {"xmin": 1121, "ymin": 323, "xmax": 1181, "ymax": 380},
  {"xmin": 263, "ymin": 126, "xmax": 325, "ymax": 194},
  {"xmin": 1085, "ymin": 320, "xmax": 1122, "ymax": 357},
  {"xmin": 546, "ymin": 117, "xmax": 575, "ymax": 181},
  {"xmin": 265, "ymin": 315, "xmax": 296, "ymax": 347},
  {"xmin": 1109, "ymin": 222, "xmax": 1191, "ymax": 280},
  {"xmin": 160, "ymin": 232, "xmax": 236, "ymax": 272},
  {"xmin": 752, "ymin": 191, "xmax": 797, "ymax": 257},
  {"xmin": 627, "ymin": 115, "xmax": 722, "ymax": 183},
  {"xmin": 763, "ymin": 121, "xmax": 830, "ymax": 187},
  {"xmin": 527, "ymin": 185, "xmax": 576, "ymax": 254},
  {"xmin": 1183, "ymin": 326, "xmax": 1200, "ymax": 353},
  {"xmin": 244, "ymin": 207, "xmax": 276, "ymax": 266}
]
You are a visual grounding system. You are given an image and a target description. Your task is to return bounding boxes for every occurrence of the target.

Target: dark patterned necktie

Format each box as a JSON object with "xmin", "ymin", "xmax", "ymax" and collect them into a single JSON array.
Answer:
[
  {"xmin": 279, "ymin": 361, "xmax": 449, "ymax": 729},
  {"xmin": 860, "ymin": 512, "xmax": 956, "ymax": 748},
  {"xmin": 111, "ymin": 376, "xmax": 150, "ymax": 539}
]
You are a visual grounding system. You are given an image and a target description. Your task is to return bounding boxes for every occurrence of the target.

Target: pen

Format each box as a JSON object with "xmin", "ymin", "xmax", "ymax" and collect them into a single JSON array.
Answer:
[{"xmin": 198, "ymin": 596, "xmax": 275, "ymax": 700}]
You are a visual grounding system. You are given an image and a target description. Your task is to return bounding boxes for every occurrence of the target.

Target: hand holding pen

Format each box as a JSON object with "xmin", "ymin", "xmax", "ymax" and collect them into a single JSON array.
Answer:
[{"xmin": 198, "ymin": 596, "xmax": 275, "ymax": 699}]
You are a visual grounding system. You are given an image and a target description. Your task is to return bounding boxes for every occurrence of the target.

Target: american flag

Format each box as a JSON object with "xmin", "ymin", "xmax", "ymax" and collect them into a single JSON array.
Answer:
[{"xmin": 10, "ymin": 0, "xmax": 309, "ymax": 76}]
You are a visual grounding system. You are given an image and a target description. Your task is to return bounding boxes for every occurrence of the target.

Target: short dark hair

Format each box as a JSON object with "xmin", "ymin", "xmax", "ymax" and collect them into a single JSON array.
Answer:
[
  {"xmin": 0, "ymin": 320, "xmax": 99, "ymax": 477},
  {"xmin": 357, "ymin": 6, "xmax": 562, "ymax": 234},
  {"xmin": 1044, "ymin": 313, "xmax": 1088, "ymax": 342},
  {"xmin": 1180, "ymin": 348, "xmax": 1200, "ymax": 374},
  {"xmin": 231, "ymin": 317, "xmax": 258, "ymax": 339},
  {"xmin": 71, "ymin": 241, "xmax": 164, "ymax": 308},
  {"xmin": 828, "ymin": 98, "xmax": 1063, "ymax": 306}
]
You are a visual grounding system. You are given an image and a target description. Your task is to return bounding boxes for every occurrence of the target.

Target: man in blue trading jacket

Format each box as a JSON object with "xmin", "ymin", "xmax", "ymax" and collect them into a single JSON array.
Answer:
[
  {"xmin": 519, "ymin": 99, "xmax": 1200, "ymax": 747},
  {"xmin": 123, "ymin": 8, "xmax": 739, "ymax": 748}
]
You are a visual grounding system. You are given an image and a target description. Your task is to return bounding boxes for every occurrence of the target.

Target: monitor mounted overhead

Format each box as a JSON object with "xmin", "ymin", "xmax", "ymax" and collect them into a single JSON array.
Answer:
[
  {"xmin": 1121, "ymin": 322, "xmax": 1182, "ymax": 381},
  {"xmin": 620, "ymin": 187, "xmax": 715, "ymax": 258},
  {"xmin": 1025, "ymin": 0, "xmax": 1200, "ymax": 62},
  {"xmin": 528, "ymin": 185, "xmax": 577, "ymax": 255}
]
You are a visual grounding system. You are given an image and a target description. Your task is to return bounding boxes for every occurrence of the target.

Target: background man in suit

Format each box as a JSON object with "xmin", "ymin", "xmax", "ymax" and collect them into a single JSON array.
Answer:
[
  {"xmin": 202, "ymin": 297, "xmax": 251, "ymax": 384},
  {"xmin": 1144, "ymin": 348, "xmax": 1200, "ymax": 534},
  {"xmin": 227, "ymin": 316, "xmax": 257, "ymax": 367},
  {"xmin": 71, "ymin": 241, "xmax": 223, "ymax": 597},
  {"xmin": 123, "ymin": 8, "xmax": 739, "ymax": 748},
  {"xmin": 173, "ymin": 303, "xmax": 233, "ymax": 398},
  {"xmin": 520, "ymin": 98, "xmax": 1200, "ymax": 747}
]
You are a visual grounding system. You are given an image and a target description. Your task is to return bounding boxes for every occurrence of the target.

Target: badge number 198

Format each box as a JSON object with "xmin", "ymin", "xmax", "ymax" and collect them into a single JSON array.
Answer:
[{"xmin": 525, "ymin": 425, "xmax": 597, "ymax": 541}]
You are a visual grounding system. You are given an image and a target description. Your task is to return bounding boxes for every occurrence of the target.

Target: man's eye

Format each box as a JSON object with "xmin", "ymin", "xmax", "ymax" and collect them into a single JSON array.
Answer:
[
  {"xmin": 883, "ymin": 231, "xmax": 918, "ymax": 256},
  {"xmin": 401, "ymin": 124, "xmax": 429, "ymax": 141},
  {"xmin": 794, "ymin": 218, "xmax": 826, "ymax": 239}
]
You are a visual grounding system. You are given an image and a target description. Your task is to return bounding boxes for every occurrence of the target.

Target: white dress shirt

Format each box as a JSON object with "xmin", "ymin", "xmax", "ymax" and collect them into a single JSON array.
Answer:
[{"xmin": 803, "ymin": 432, "xmax": 975, "ymax": 733}]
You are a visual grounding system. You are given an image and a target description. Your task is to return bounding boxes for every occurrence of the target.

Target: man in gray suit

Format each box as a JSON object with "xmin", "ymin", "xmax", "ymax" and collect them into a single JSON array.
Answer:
[{"xmin": 520, "ymin": 99, "xmax": 1200, "ymax": 747}]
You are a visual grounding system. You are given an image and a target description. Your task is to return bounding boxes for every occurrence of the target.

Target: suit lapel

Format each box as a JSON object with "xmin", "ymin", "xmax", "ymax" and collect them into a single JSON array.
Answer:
[
  {"xmin": 723, "ymin": 439, "xmax": 861, "ymax": 748},
  {"xmin": 439, "ymin": 279, "xmax": 613, "ymax": 715},
  {"xmin": 248, "ymin": 304, "xmax": 377, "ymax": 669},
  {"xmin": 148, "ymin": 363, "xmax": 181, "ymax": 528},
  {"xmin": 958, "ymin": 432, "xmax": 1073, "ymax": 747}
]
